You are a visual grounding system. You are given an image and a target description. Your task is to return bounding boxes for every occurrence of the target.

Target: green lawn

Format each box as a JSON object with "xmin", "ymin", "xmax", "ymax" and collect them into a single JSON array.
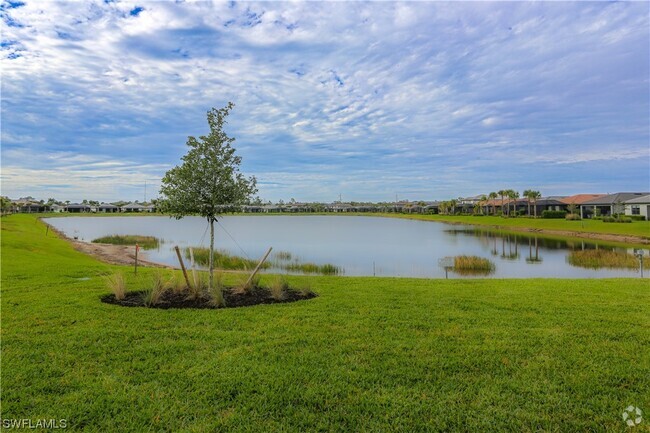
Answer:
[
  {"xmin": 368, "ymin": 213, "xmax": 650, "ymax": 239},
  {"xmin": 2, "ymin": 214, "xmax": 649, "ymax": 432}
]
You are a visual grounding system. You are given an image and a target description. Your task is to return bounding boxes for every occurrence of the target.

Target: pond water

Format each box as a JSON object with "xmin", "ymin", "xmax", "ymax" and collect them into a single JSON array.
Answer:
[{"xmin": 44, "ymin": 215, "xmax": 649, "ymax": 279}]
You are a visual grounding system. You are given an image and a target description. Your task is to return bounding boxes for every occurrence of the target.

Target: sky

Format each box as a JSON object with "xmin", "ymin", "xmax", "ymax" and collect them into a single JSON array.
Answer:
[{"xmin": 1, "ymin": 1, "xmax": 649, "ymax": 203}]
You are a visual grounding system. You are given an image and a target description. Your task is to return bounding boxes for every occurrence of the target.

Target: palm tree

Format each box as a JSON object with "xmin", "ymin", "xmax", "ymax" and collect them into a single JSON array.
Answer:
[
  {"xmin": 478, "ymin": 194, "xmax": 487, "ymax": 215},
  {"xmin": 523, "ymin": 189, "xmax": 532, "ymax": 216},
  {"xmin": 449, "ymin": 199, "xmax": 458, "ymax": 215},
  {"xmin": 508, "ymin": 190, "xmax": 520, "ymax": 217},
  {"xmin": 529, "ymin": 191, "xmax": 541, "ymax": 218},
  {"xmin": 488, "ymin": 192, "xmax": 498, "ymax": 215},
  {"xmin": 497, "ymin": 190, "xmax": 507, "ymax": 216}
]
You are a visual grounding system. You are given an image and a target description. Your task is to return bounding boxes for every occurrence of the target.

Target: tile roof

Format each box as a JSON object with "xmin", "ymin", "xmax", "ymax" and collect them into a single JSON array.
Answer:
[
  {"xmin": 560, "ymin": 194, "xmax": 607, "ymax": 205},
  {"xmin": 580, "ymin": 192, "xmax": 650, "ymax": 205},
  {"xmin": 624, "ymin": 194, "xmax": 650, "ymax": 204}
]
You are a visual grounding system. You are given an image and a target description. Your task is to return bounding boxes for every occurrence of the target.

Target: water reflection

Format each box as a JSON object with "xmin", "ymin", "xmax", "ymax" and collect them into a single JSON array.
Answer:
[{"xmin": 445, "ymin": 228, "xmax": 646, "ymax": 271}]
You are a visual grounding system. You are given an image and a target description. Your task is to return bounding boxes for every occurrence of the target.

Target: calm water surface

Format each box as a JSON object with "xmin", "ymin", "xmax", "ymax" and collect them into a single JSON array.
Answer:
[{"xmin": 44, "ymin": 215, "xmax": 649, "ymax": 278}]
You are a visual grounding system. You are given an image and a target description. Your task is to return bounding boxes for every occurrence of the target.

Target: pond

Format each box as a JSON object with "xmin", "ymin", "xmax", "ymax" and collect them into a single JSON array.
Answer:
[{"xmin": 44, "ymin": 215, "xmax": 649, "ymax": 278}]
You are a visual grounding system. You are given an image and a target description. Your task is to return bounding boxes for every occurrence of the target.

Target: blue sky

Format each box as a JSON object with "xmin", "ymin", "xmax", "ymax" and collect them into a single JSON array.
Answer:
[{"xmin": 1, "ymin": 1, "xmax": 649, "ymax": 203}]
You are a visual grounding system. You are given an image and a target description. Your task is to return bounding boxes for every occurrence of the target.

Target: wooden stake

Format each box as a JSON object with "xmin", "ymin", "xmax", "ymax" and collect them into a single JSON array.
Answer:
[
  {"xmin": 245, "ymin": 247, "xmax": 273, "ymax": 287},
  {"xmin": 189, "ymin": 247, "xmax": 198, "ymax": 288},
  {"xmin": 45, "ymin": 225, "xmax": 49, "ymax": 236},
  {"xmin": 134, "ymin": 244, "xmax": 139, "ymax": 275},
  {"xmin": 174, "ymin": 246, "xmax": 192, "ymax": 288}
]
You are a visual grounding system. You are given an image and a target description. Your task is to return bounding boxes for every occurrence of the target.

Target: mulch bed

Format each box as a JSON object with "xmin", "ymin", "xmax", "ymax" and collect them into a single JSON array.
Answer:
[{"xmin": 101, "ymin": 286, "xmax": 317, "ymax": 309}]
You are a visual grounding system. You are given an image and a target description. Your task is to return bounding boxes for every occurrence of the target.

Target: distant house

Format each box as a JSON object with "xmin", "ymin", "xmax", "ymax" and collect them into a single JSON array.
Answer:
[
  {"xmin": 50, "ymin": 204, "xmax": 65, "ymax": 213},
  {"xmin": 98, "ymin": 203, "xmax": 120, "ymax": 213},
  {"xmin": 580, "ymin": 192, "xmax": 650, "ymax": 218},
  {"xmin": 142, "ymin": 204, "xmax": 156, "ymax": 213},
  {"xmin": 66, "ymin": 203, "xmax": 92, "ymax": 213},
  {"xmin": 624, "ymin": 194, "xmax": 650, "ymax": 220},
  {"xmin": 121, "ymin": 203, "xmax": 146, "ymax": 212},
  {"xmin": 19, "ymin": 202, "xmax": 50, "ymax": 213}
]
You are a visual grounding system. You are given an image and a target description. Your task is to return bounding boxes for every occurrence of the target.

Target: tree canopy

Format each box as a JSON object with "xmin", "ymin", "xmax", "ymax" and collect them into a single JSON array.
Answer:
[{"xmin": 159, "ymin": 102, "xmax": 257, "ymax": 221}]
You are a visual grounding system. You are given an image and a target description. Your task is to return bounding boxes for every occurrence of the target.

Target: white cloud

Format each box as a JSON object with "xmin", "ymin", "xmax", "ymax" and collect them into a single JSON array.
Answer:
[{"xmin": 1, "ymin": 1, "xmax": 648, "ymax": 201}]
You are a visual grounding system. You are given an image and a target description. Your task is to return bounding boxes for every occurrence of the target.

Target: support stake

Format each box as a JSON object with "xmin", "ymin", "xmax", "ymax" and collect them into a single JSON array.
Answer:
[
  {"xmin": 245, "ymin": 247, "xmax": 273, "ymax": 288},
  {"xmin": 174, "ymin": 246, "xmax": 192, "ymax": 288},
  {"xmin": 134, "ymin": 244, "xmax": 139, "ymax": 275}
]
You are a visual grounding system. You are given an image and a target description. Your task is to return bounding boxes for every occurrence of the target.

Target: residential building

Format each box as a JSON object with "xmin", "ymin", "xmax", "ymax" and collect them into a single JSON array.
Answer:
[
  {"xmin": 624, "ymin": 194, "xmax": 650, "ymax": 220},
  {"xmin": 580, "ymin": 192, "xmax": 650, "ymax": 218}
]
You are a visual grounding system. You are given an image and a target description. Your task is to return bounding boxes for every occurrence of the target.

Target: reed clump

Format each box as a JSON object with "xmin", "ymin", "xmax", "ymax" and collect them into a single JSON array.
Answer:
[
  {"xmin": 92, "ymin": 235, "xmax": 159, "ymax": 249},
  {"xmin": 453, "ymin": 256, "xmax": 495, "ymax": 276},
  {"xmin": 567, "ymin": 250, "xmax": 639, "ymax": 270},
  {"xmin": 281, "ymin": 262, "xmax": 341, "ymax": 275},
  {"xmin": 185, "ymin": 248, "xmax": 268, "ymax": 271}
]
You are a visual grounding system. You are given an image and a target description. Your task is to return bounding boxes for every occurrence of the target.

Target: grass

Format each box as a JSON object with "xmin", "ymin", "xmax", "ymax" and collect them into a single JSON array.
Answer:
[
  {"xmin": 189, "ymin": 246, "xmax": 342, "ymax": 275},
  {"xmin": 92, "ymin": 234, "xmax": 160, "ymax": 250},
  {"xmin": 567, "ymin": 249, "xmax": 640, "ymax": 270},
  {"xmin": 453, "ymin": 255, "xmax": 496, "ymax": 276},
  {"xmin": 365, "ymin": 213, "xmax": 650, "ymax": 240},
  {"xmin": 2, "ymin": 214, "xmax": 649, "ymax": 432},
  {"xmin": 185, "ymin": 247, "xmax": 268, "ymax": 271},
  {"xmin": 281, "ymin": 261, "xmax": 342, "ymax": 275},
  {"xmin": 104, "ymin": 272, "xmax": 126, "ymax": 300},
  {"xmin": 274, "ymin": 250, "xmax": 293, "ymax": 261}
]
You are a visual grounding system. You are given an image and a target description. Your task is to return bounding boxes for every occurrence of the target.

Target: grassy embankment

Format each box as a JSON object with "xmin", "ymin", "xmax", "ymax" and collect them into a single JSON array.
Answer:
[
  {"xmin": 367, "ymin": 213, "xmax": 650, "ymax": 239},
  {"xmin": 2, "ymin": 214, "xmax": 649, "ymax": 432}
]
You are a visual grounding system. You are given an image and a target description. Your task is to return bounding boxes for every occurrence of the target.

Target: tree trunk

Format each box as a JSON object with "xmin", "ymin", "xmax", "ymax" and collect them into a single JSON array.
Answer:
[
  {"xmin": 209, "ymin": 217, "xmax": 214, "ymax": 289},
  {"xmin": 209, "ymin": 217, "xmax": 224, "ymax": 306}
]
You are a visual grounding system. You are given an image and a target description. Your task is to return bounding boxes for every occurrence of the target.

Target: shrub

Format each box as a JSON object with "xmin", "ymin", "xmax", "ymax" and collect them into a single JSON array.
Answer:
[
  {"xmin": 541, "ymin": 210, "xmax": 567, "ymax": 219},
  {"xmin": 567, "ymin": 250, "xmax": 639, "ymax": 270},
  {"xmin": 565, "ymin": 214, "xmax": 581, "ymax": 221},
  {"xmin": 629, "ymin": 215, "xmax": 646, "ymax": 221},
  {"xmin": 105, "ymin": 273, "xmax": 126, "ymax": 300},
  {"xmin": 603, "ymin": 216, "xmax": 632, "ymax": 223}
]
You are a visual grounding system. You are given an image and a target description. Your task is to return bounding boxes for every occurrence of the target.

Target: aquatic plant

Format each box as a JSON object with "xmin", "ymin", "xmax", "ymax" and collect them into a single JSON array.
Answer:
[
  {"xmin": 185, "ymin": 247, "xmax": 268, "ymax": 271},
  {"xmin": 92, "ymin": 235, "xmax": 160, "ymax": 250},
  {"xmin": 453, "ymin": 256, "xmax": 496, "ymax": 276},
  {"xmin": 567, "ymin": 249, "xmax": 639, "ymax": 270}
]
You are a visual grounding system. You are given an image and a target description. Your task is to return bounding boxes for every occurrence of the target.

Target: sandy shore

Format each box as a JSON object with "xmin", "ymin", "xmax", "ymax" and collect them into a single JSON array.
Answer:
[{"xmin": 70, "ymin": 240, "xmax": 173, "ymax": 268}]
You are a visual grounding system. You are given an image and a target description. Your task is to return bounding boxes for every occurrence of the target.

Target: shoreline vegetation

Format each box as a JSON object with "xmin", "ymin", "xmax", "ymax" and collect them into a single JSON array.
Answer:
[
  {"xmin": 185, "ymin": 247, "xmax": 342, "ymax": 275},
  {"xmin": 2, "ymin": 214, "xmax": 649, "ymax": 431},
  {"xmin": 92, "ymin": 234, "xmax": 160, "ymax": 250}
]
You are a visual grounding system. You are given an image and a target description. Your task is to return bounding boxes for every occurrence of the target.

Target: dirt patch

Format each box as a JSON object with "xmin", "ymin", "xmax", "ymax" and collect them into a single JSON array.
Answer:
[
  {"xmin": 71, "ymin": 241, "xmax": 172, "ymax": 268},
  {"xmin": 101, "ymin": 286, "xmax": 317, "ymax": 309},
  {"xmin": 44, "ymin": 221, "xmax": 172, "ymax": 268}
]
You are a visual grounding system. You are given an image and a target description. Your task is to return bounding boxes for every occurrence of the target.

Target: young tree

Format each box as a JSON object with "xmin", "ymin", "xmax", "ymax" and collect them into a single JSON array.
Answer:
[{"xmin": 158, "ymin": 102, "xmax": 257, "ymax": 305}]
